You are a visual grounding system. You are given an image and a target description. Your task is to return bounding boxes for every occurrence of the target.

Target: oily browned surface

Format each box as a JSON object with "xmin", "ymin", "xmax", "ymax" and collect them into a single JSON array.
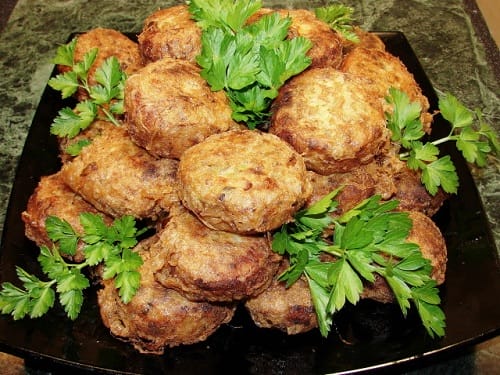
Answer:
[
  {"xmin": 60, "ymin": 125, "xmax": 179, "ymax": 219},
  {"xmin": 153, "ymin": 206, "xmax": 281, "ymax": 302},
  {"xmin": 178, "ymin": 130, "xmax": 312, "ymax": 234},
  {"xmin": 270, "ymin": 68, "xmax": 389, "ymax": 174},
  {"xmin": 125, "ymin": 56, "xmax": 239, "ymax": 159},
  {"xmin": 97, "ymin": 237, "xmax": 235, "ymax": 354}
]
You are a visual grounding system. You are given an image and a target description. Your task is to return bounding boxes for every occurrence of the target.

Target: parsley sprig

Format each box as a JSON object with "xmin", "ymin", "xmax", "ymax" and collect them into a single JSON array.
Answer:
[
  {"xmin": 189, "ymin": 0, "xmax": 313, "ymax": 128},
  {"xmin": 0, "ymin": 213, "xmax": 145, "ymax": 320},
  {"xmin": 386, "ymin": 88, "xmax": 499, "ymax": 195},
  {"xmin": 48, "ymin": 38, "xmax": 126, "ymax": 139},
  {"xmin": 272, "ymin": 190, "xmax": 446, "ymax": 338},
  {"xmin": 314, "ymin": 3, "xmax": 359, "ymax": 43}
]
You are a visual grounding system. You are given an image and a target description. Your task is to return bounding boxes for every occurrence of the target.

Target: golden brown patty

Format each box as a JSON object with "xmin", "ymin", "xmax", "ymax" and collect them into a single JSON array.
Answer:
[
  {"xmin": 407, "ymin": 211, "xmax": 447, "ymax": 284},
  {"xmin": 341, "ymin": 47, "xmax": 433, "ymax": 131},
  {"xmin": 177, "ymin": 129, "xmax": 312, "ymax": 234},
  {"xmin": 60, "ymin": 125, "xmax": 179, "ymax": 219},
  {"xmin": 152, "ymin": 206, "xmax": 281, "ymax": 302},
  {"xmin": 138, "ymin": 5, "xmax": 202, "ymax": 64},
  {"xmin": 125, "ymin": 57, "xmax": 239, "ymax": 159},
  {"xmin": 248, "ymin": 8, "xmax": 343, "ymax": 69},
  {"xmin": 270, "ymin": 68, "xmax": 390, "ymax": 175},
  {"xmin": 58, "ymin": 28, "xmax": 143, "ymax": 101},
  {"xmin": 97, "ymin": 237, "xmax": 235, "ymax": 354},
  {"xmin": 245, "ymin": 260, "xmax": 317, "ymax": 335},
  {"xmin": 21, "ymin": 171, "xmax": 112, "ymax": 263},
  {"xmin": 306, "ymin": 152, "xmax": 447, "ymax": 217}
]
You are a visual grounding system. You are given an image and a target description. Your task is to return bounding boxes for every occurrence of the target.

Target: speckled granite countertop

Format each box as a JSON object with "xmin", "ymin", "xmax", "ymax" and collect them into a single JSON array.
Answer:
[{"xmin": 0, "ymin": 0, "xmax": 498, "ymax": 374}]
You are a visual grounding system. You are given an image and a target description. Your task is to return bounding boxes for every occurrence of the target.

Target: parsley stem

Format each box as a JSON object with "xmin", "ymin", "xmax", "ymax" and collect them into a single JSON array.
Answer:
[
  {"xmin": 431, "ymin": 136, "xmax": 453, "ymax": 147},
  {"xmin": 101, "ymin": 107, "xmax": 121, "ymax": 126},
  {"xmin": 399, "ymin": 151, "xmax": 410, "ymax": 159}
]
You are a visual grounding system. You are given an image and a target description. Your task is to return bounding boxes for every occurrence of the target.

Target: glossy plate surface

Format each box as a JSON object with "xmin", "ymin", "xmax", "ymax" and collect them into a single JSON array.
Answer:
[{"xmin": 0, "ymin": 32, "xmax": 498, "ymax": 374}]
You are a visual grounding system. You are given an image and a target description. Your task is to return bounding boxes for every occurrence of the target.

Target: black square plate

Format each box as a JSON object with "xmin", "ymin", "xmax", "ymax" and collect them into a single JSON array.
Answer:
[{"xmin": 0, "ymin": 32, "xmax": 498, "ymax": 374}]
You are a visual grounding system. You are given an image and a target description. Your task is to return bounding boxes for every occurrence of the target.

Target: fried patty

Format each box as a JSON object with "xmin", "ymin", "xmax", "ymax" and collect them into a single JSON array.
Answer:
[
  {"xmin": 138, "ymin": 5, "xmax": 202, "ymax": 64},
  {"xmin": 60, "ymin": 125, "xmax": 179, "ymax": 219},
  {"xmin": 271, "ymin": 68, "xmax": 390, "ymax": 174},
  {"xmin": 125, "ymin": 57, "xmax": 239, "ymax": 159},
  {"xmin": 97, "ymin": 236, "xmax": 235, "ymax": 354},
  {"xmin": 390, "ymin": 162, "xmax": 448, "ymax": 217},
  {"xmin": 341, "ymin": 47, "xmax": 433, "ymax": 131},
  {"xmin": 406, "ymin": 211, "xmax": 447, "ymax": 284},
  {"xmin": 245, "ymin": 260, "xmax": 317, "ymax": 335},
  {"xmin": 177, "ymin": 129, "xmax": 312, "ymax": 234},
  {"xmin": 152, "ymin": 205, "xmax": 281, "ymax": 302},
  {"xmin": 21, "ymin": 171, "xmax": 112, "ymax": 262},
  {"xmin": 306, "ymin": 152, "xmax": 447, "ymax": 216}
]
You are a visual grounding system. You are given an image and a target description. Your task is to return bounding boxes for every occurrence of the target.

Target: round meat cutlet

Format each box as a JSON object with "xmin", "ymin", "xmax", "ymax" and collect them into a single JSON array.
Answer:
[
  {"xmin": 341, "ymin": 47, "xmax": 433, "ymax": 131},
  {"xmin": 306, "ymin": 152, "xmax": 447, "ymax": 217},
  {"xmin": 177, "ymin": 129, "xmax": 312, "ymax": 234},
  {"xmin": 60, "ymin": 125, "xmax": 179, "ymax": 219},
  {"xmin": 138, "ymin": 5, "xmax": 202, "ymax": 64},
  {"xmin": 245, "ymin": 260, "xmax": 317, "ymax": 335},
  {"xmin": 248, "ymin": 8, "xmax": 343, "ymax": 69},
  {"xmin": 57, "ymin": 28, "xmax": 143, "ymax": 101},
  {"xmin": 406, "ymin": 211, "xmax": 447, "ymax": 284},
  {"xmin": 270, "ymin": 68, "xmax": 390, "ymax": 175},
  {"xmin": 152, "ymin": 205, "xmax": 281, "ymax": 302},
  {"xmin": 125, "ymin": 57, "xmax": 239, "ymax": 159},
  {"xmin": 97, "ymin": 237, "xmax": 235, "ymax": 355},
  {"xmin": 21, "ymin": 171, "xmax": 113, "ymax": 263}
]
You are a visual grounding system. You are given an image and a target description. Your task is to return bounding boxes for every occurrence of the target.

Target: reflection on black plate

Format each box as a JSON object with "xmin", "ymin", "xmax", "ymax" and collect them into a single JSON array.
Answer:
[{"xmin": 0, "ymin": 32, "xmax": 498, "ymax": 375}]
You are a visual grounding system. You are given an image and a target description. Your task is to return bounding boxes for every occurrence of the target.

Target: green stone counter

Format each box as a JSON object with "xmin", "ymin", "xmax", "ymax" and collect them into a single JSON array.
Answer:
[{"xmin": 0, "ymin": 0, "xmax": 498, "ymax": 374}]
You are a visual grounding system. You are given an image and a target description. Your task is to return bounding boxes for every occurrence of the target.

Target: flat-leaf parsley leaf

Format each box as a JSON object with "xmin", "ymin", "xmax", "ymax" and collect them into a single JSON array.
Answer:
[
  {"xmin": 189, "ymin": 0, "xmax": 312, "ymax": 128},
  {"xmin": 272, "ymin": 191, "xmax": 446, "ymax": 338},
  {"xmin": 0, "ymin": 213, "xmax": 146, "ymax": 320},
  {"xmin": 48, "ymin": 38, "xmax": 127, "ymax": 155},
  {"xmin": 386, "ymin": 88, "xmax": 499, "ymax": 195}
]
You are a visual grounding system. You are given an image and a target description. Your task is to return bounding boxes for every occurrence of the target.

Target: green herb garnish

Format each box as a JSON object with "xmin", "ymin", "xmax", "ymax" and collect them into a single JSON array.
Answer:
[
  {"xmin": 0, "ymin": 213, "xmax": 145, "ymax": 320},
  {"xmin": 272, "ymin": 191, "xmax": 446, "ymax": 338},
  {"xmin": 386, "ymin": 88, "xmax": 499, "ymax": 195},
  {"xmin": 189, "ymin": 0, "xmax": 312, "ymax": 128},
  {"xmin": 48, "ymin": 38, "xmax": 126, "ymax": 140},
  {"xmin": 315, "ymin": 3, "xmax": 359, "ymax": 43}
]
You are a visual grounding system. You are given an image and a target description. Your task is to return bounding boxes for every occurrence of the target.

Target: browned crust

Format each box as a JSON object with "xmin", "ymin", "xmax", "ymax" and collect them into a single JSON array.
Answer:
[
  {"xmin": 245, "ymin": 260, "xmax": 317, "ymax": 335},
  {"xmin": 152, "ymin": 206, "xmax": 281, "ymax": 302},
  {"xmin": 177, "ymin": 129, "xmax": 312, "ymax": 234},
  {"xmin": 124, "ymin": 57, "xmax": 239, "ymax": 159},
  {"xmin": 341, "ymin": 47, "xmax": 433, "ymax": 131},
  {"xmin": 271, "ymin": 68, "xmax": 390, "ymax": 174},
  {"xmin": 21, "ymin": 171, "xmax": 112, "ymax": 262},
  {"xmin": 60, "ymin": 125, "xmax": 179, "ymax": 219},
  {"xmin": 98, "ymin": 239, "xmax": 235, "ymax": 354},
  {"xmin": 138, "ymin": 5, "xmax": 202, "ymax": 63},
  {"xmin": 58, "ymin": 28, "xmax": 143, "ymax": 101}
]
